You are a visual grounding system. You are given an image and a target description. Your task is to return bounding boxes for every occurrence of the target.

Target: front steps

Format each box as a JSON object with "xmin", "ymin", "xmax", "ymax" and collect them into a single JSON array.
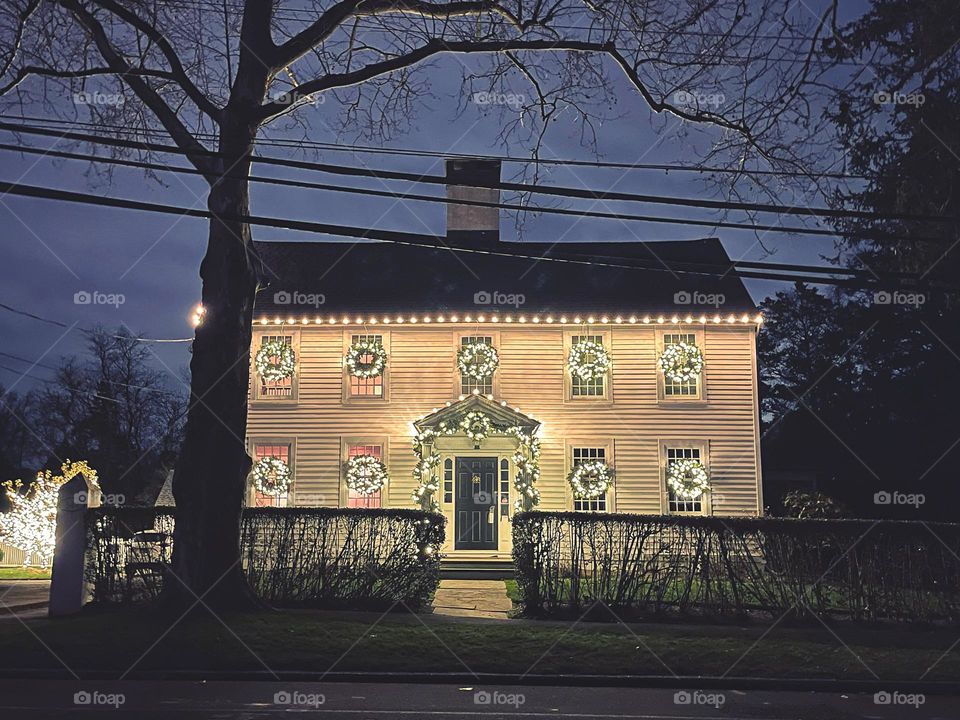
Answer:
[{"xmin": 440, "ymin": 557, "xmax": 514, "ymax": 580}]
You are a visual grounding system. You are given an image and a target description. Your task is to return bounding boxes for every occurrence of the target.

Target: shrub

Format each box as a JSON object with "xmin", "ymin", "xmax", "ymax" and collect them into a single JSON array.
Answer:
[
  {"xmin": 782, "ymin": 490, "xmax": 844, "ymax": 518},
  {"xmin": 86, "ymin": 506, "xmax": 444, "ymax": 609},
  {"xmin": 512, "ymin": 511, "xmax": 960, "ymax": 624}
]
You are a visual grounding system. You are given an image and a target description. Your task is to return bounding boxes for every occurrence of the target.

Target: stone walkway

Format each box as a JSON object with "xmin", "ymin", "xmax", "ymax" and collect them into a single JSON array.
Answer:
[
  {"xmin": 0, "ymin": 580, "xmax": 50, "ymax": 620},
  {"xmin": 431, "ymin": 580, "xmax": 512, "ymax": 620}
]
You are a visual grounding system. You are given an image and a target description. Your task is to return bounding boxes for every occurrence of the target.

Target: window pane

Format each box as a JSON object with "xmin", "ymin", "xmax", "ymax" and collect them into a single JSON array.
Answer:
[
  {"xmin": 572, "ymin": 447, "xmax": 607, "ymax": 511},
  {"xmin": 253, "ymin": 443, "xmax": 291, "ymax": 507},
  {"xmin": 667, "ymin": 447, "xmax": 703, "ymax": 513},
  {"xmin": 347, "ymin": 443, "xmax": 383, "ymax": 508},
  {"xmin": 259, "ymin": 335, "xmax": 294, "ymax": 399},
  {"xmin": 460, "ymin": 336, "xmax": 494, "ymax": 395},
  {"xmin": 349, "ymin": 334, "xmax": 384, "ymax": 397},
  {"xmin": 571, "ymin": 335, "xmax": 605, "ymax": 397},
  {"xmin": 663, "ymin": 333, "xmax": 699, "ymax": 397}
]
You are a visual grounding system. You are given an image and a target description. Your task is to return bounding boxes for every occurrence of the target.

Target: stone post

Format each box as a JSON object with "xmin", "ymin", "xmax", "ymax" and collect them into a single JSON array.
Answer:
[{"xmin": 48, "ymin": 474, "xmax": 101, "ymax": 617}]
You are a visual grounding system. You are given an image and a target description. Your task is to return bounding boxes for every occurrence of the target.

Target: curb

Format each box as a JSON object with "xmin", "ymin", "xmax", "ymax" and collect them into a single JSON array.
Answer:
[{"xmin": 0, "ymin": 671, "xmax": 955, "ymax": 694}]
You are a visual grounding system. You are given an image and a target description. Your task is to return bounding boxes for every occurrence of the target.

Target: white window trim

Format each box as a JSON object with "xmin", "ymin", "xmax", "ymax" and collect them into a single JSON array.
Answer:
[
  {"xmin": 342, "ymin": 331, "xmax": 391, "ymax": 404},
  {"xmin": 563, "ymin": 330, "xmax": 613, "ymax": 403},
  {"xmin": 656, "ymin": 328, "xmax": 707, "ymax": 404},
  {"xmin": 453, "ymin": 330, "xmax": 502, "ymax": 398},
  {"xmin": 659, "ymin": 438, "xmax": 712, "ymax": 516},
  {"xmin": 247, "ymin": 436, "xmax": 297, "ymax": 507},
  {"xmin": 564, "ymin": 438, "xmax": 616, "ymax": 512},
  {"xmin": 251, "ymin": 330, "xmax": 300, "ymax": 404},
  {"xmin": 340, "ymin": 436, "xmax": 390, "ymax": 507}
]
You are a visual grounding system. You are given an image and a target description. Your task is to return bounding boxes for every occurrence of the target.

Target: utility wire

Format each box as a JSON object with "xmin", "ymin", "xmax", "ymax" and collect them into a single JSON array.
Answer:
[
  {"xmin": 0, "ymin": 364, "xmax": 121, "ymax": 403},
  {"xmin": 0, "ymin": 140, "xmax": 938, "ymax": 245},
  {"xmin": 0, "ymin": 301, "xmax": 193, "ymax": 343},
  {"xmin": 1, "ymin": 119, "xmax": 948, "ymax": 225},
  {"xmin": 0, "ymin": 179, "xmax": 945, "ymax": 291}
]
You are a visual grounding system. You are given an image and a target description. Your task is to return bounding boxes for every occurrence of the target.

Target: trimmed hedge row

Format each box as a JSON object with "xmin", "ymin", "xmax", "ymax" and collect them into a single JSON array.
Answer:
[
  {"xmin": 86, "ymin": 506, "xmax": 445, "ymax": 609},
  {"xmin": 512, "ymin": 511, "xmax": 960, "ymax": 623}
]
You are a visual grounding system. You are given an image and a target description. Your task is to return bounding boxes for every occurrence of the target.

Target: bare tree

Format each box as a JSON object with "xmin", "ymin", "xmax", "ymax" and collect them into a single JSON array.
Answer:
[{"xmin": 0, "ymin": 0, "xmax": 837, "ymax": 610}]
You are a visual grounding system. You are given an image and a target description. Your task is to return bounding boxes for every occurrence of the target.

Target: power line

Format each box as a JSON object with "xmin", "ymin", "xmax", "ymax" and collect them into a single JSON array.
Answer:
[
  {"xmin": 0, "ymin": 140, "xmax": 938, "ymax": 245},
  {"xmin": 1, "ymin": 119, "xmax": 951, "ymax": 225},
  {"xmin": 0, "ymin": 364, "xmax": 121, "ymax": 403},
  {"xmin": 0, "ymin": 301, "xmax": 193, "ymax": 343},
  {"xmin": 0, "ymin": 179, "xmax": 946, "ymax": 291},
  {"xmin": 0, "ymin": 113, "xmax": 885, "ymax": 182}
]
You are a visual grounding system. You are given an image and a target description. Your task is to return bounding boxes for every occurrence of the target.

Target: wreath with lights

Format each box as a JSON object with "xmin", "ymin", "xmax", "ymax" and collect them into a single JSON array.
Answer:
[
  {"xmin": 459, "ymin": 411, "xmax": 492, "ymax": 443},
  {"xmin": 251, "ymin": 456, "xmax": 292, "ymax": 495},
  {"xmin": 344, "ymin": 454, "xmax": 388, "ymax": 495},
  {"xmin": 255, "ymin": 339, "xmax": 296, "ymax": 382},
  {"xmin": 567, "ymin": 460, "xmax": 614, "ymax": 499},
  {"xmin": 345, "ymin": 339, "xmax": 387, "ymax": 378},
  {"xmin": 666, "ymin": 458, "xmax": 709, "ymax": 499},
  {"xmin": 457, "ymin": 342, "xmax": 500, "ymax": 380},
  {"xmin": 657, "ymin": 342, "xmax": 704, "ymax": 383},
  {"xmin": 568, "ymin": 340, "xmax": 610, "ymax": 382}
]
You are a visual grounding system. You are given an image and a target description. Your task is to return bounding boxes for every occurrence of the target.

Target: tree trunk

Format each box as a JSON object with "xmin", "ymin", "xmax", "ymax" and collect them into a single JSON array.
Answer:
[{"xmin": 166, "ymin": 122, "xmax": 262, "ymax": 612}]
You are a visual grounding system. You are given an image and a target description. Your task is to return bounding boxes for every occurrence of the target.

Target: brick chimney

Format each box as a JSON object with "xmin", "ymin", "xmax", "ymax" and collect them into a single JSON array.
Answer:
[{"xmin": 445, "ymin": 159, "xmax": 501, "ymax": 246}]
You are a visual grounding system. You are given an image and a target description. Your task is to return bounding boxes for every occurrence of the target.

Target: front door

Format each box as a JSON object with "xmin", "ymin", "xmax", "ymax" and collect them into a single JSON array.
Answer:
[{"xmin": 455, "ymin": 457, "xmax": 498, "ymax": 550}]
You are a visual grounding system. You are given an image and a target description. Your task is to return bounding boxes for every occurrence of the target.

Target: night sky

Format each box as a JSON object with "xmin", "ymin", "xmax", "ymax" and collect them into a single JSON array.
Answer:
[{"xmin": 0, "ymin": 0, "xmax": 853, "ymax": 394}]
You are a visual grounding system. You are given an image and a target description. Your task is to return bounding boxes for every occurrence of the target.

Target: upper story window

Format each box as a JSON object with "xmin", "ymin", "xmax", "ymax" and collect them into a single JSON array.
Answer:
[
  {"xmin": 660, "ymin": 332, "xmax": 703, "ymax": 400},
  {"xmin": 253, "ymin": 334, "xmax": 297, "ymax": 401},
  {"xmin": 346, "ymin": 442, "xmax": 384, "ymax": 508},
  {"xmin": 572, "ymin": 446, "xmax": 608, "ymax": 512},
  {"xmin": 251, "ymin": 441, "xmax": 293, "ymax": 507},
  {"xmin": 569, "ymin": 334, "xmax": 609, "ymax": 399},
  {"xmin": 349, "ymin": 334, "xmax": 384, "ymax": 398},
  {"xmin": 665, "ymin": 445, "xmax": 705, "ymax": 514},
  {"xmin": 460, "ymin": 335, "xmax": 494, "ymax": 396}
]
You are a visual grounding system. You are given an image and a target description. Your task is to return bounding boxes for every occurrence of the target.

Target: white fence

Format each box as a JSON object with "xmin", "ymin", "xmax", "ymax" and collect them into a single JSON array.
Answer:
[{"xmin": 0, "ymin": 541, "xmax": 30, "ymax": 567}]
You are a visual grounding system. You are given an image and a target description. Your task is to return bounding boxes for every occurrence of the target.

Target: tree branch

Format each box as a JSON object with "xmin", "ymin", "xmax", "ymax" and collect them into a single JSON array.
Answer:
[
  {"xmin": 0, "ymin": 64, "xmax": 177, "ymax": 97},
  {"xmin": 57, "ymin": 0, "xmax": 217, "ymax": 176}
]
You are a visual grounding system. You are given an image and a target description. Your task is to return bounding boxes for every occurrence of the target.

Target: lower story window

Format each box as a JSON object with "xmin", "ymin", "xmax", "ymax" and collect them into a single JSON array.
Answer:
[
  {"xmin": 253, "ymin": 443, "xmax": 292, "ymax": 507},
  {"xmin": 572, "ymin": 446, "xmax": 608, "ymax": 512},
  {"xmin": 347, "ymin": 443, "xmax": 383, "ymax": 508},
  {"xmin": 667, "ymin": 446, "xmax": 703, "ymax": 513}
]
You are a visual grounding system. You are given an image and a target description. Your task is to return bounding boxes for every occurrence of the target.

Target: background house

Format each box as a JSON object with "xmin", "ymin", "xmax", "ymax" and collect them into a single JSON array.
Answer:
[{"xmin": 246, "ymin": 160, "xmax": 763, "ymax": 559}]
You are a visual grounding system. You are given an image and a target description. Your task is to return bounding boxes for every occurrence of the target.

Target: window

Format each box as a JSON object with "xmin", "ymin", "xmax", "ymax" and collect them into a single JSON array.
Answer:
[
  {"xmin": 254, "ymin": 334, "xmax": 295, "ymax": 400},
  {"xmin": 572, "ymin": 446, "xmax": 608, "ymax": 512},
  {"xmin": 666, "ymin": 446, "xmax": 704, "ymax": 514},
  {"xmin": 346, "ymin": 443, "xmax": 383, "ymax": 508},
  {"xmin": 570, "ymin": 334, "xmax": 607, "ymax": 398},
  {"xmin": 349, "ymin": 334, "xmax": 384, "ymax": 398},
  {"xmin": 460, "ymin": 335, "xmax": 494, "ymax": 395},
  {"xmin": 499, "ymin": 458, "xmax": 510, "ymax": 517},
  {"xmin": 443, "ymin": 458, "xmax": 454, "ymax": 504},
  {"xmin": 662, "ymin": 333, "xmax": 701, "ymax": 398},
  {"xmin": 252, "ymin": 443, "xmax": 292, "ymax": 507}
]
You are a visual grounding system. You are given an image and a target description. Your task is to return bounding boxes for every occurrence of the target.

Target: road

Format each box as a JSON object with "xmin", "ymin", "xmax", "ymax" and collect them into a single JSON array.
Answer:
[{"xmin": 0, "ymin": 680, "xmax": 955, "ymax": 718}]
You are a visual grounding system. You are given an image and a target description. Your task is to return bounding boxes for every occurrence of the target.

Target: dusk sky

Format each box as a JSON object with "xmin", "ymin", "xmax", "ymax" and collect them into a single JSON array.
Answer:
[{"xmin": 0, "ymin": 0, "xmax": 853, "ymax": 392}]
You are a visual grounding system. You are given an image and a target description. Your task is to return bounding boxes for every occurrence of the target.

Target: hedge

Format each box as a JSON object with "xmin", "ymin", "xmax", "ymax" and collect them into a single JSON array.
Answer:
[
  {"xmin": 512, "ymin": 511, "xmax": 960, "ymax": 624},
  {"xmin": 86, "ymin": 506, "xmax": 445, "ymax": 609}
]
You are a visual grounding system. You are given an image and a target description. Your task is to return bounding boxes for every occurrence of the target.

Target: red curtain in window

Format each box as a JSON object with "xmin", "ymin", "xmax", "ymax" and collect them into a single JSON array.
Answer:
[{"xmin": 347, "ymin": 444, "xmax": 383, "ymax": 508}]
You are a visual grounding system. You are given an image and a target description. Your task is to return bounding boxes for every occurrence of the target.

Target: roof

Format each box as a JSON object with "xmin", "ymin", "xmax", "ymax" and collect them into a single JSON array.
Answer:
[
  {"xmin": 414, "ymin": 394, "xmax": 542, "ymax": 433},
  {"xmin": 252, "ymin": 237, "xmax": 755, "ymax": 316}
]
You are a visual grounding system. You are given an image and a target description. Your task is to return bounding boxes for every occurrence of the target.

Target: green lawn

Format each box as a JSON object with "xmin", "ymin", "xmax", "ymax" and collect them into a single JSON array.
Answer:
[
  {"xmin": 0, "ymin": 567, "xmax": 51, "ymax": 580},
  {"xmin": 0, "ymin": 607, "xmax": 955, "ymax": 680}
]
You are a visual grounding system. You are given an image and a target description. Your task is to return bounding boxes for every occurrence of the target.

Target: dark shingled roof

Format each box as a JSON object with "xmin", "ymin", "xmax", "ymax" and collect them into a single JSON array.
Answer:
[{"xmin": 252, "ymin": 238, "xmax": 755, "ymax": 316}]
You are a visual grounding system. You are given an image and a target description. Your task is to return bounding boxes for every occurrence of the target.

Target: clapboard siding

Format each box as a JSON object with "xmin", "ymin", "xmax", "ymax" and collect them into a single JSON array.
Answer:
[{"xmin": 247, "ymin": 324, "xmax": 761, "ymax": 519}]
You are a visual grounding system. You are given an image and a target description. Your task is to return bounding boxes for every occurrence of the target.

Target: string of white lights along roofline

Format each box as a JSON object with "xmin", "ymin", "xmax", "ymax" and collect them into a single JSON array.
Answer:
[
  {"xmin": 0, "ymin": 140, "xmax": 941, "ymax": 248},
  {"xmin": 2, "ymin": 119, "xmax": 948, "ymax": 225},
  {"xmin": 0, "ymin": 301, "xmax": 193, "ymax": 343},
  {"xmin": 0, "ymin": 179, "xmax": 948, "ymax": 293},
  {"xmin": 4, "ymin": 113, "xmax": 882, "ymax": 181}
]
